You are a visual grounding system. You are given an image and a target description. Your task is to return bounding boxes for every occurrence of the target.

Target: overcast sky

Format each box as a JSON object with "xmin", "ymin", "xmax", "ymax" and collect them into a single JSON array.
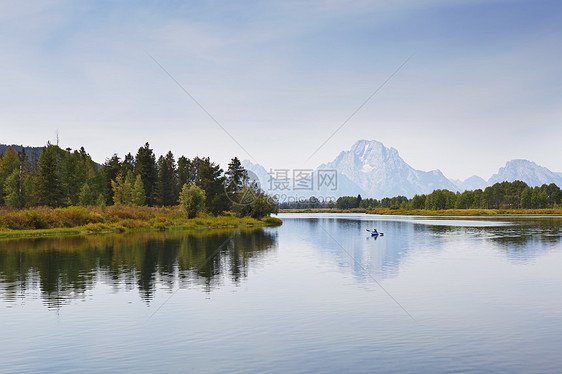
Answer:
[{"xmin": 1, "ymin": 0, "xmax": 561, "ymax": 180}]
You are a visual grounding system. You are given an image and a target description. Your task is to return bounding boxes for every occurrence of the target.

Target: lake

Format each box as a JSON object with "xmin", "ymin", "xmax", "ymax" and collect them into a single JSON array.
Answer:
[{"xmin": 1, "ymin": 213, "xmax": 561, "ymax": 373}]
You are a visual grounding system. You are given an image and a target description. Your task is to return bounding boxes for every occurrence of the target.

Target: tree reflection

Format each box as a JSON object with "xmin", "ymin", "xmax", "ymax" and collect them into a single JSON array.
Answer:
[{"xmin": 0, "ymin": 228, "xmax": 277, "ymax": 308}]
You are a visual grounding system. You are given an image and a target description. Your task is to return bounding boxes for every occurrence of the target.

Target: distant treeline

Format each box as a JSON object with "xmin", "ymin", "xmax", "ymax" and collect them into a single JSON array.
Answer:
[
  {"xmin": 0, "ymin": 143, "xmax": 275, "ymax": 218},
  {"xmin": 279, "ymin": 180, "xmax": 562, "ymax": 210}
]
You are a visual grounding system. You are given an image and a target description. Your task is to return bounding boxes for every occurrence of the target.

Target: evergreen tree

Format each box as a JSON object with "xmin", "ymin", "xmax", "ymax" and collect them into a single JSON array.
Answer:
[
  {"xmin": 4, "ymin": 169, "xmax": 22, "ymax": 208},
  {"xmin": 79, "ymin": 183, "xmax": 96, "ymax": 206},
  {"xmin": 121, "ymin": 153, "xmax": 135, "ymax": 176},
  {"xmin": 131, "ymin": 175, "xmax": 146, "ymax": 206},
  {"xmin": 189, "ymin": 156, "xmax": 205, "ymax": 183},
  {"xmin": 0, "ymin": 147, "xmax": 20, "ymax": 205},
  {"xmin": 225, "ymin": 157, "xmax": 248, "ymax": 194},
  {"xmin": 60, "ymin": 150, "xmax": 87, "ymax": 206},
  {"xmin": 410, "ymin": 194, "xmax": 426, "ymax": 209},
  {"xmin": 156, "ymin": 151, "xmax": 178, "ymax": 206},
  {"xmin": 134, "ymin": 143, "xmax": 158, "ymax": 205},
  {"xmin": 33, "ymin": 144, "xmax": 63, "ymax": 207},
  {"xmin": 100, "ymin": 154, "xmax": 121, "ymax": 205},
  {"xmin": 520, "ymin": 187, "xmax": 532, "ymax": 209},
  {"xmin": 196, "ymin": 157, "xmax": 229, "ymax": 215},
  {"xmin": 177, "ymin": 156, "xmax": 191, "ymax": 189}
]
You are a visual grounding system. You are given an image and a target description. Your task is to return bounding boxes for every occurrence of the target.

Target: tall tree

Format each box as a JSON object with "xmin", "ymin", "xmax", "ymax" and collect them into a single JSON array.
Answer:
[
  {"xmin": 196, "ymin": 157, "xmax": 229, "ymax": 215},
  {"xmin": 100, "ymin": 154, "xmax": 121, "ymax": 205},
  {"xmin": 177, "ymin": 156, "xmax": 191, "ymax": 189},
  {"xmin": 78, "ymin": 183, "xmax": 96, "ymax": 206},
  {"xmin": 121, "ymin": 152, "xmax": 135, "ymax": 176},
  {"xmin": 134, "ymin": 143, "xmax": 158, "ymax": 205},
  {"xmin": 111, "ymin": 172, "xmax": 133, "ymax": 206},
  {"xmin": 0, "ymin": 147, "xmax": 20, "ymax": 205},
  {"xmin": 60, "ymin": 150, "xmax": 87, "ymax": 206},
  {"xmin": 131, "ymin": 175, "xmax": 146, "ymax": 206},
  {"xmin": 156, "ymin": 151, "xmax": 178, "ymax": 206},
  {"xmin": 33, "ymin": 144, "xmax": 63, "ymax": 207},
  {"xmin": 225, "ymin": 157, "xmax": 248, "ymax": 195}
]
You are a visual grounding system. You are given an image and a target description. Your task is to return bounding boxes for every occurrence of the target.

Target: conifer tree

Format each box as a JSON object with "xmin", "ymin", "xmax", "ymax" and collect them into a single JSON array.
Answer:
[
  {"xmin": 0, "ymin": 147, "xmax": 20, "ymax": 205},
  {"xmin": 134, "ymin": 143, "xmax": 157, "ymax": 205},
  {"xmin": 196, "ymin": 157, "xmax": 229, "ymax": 215},
  {"xmin": 225, "ymin": 157, "xmax": 248, "ymax": 194},
  {"xmin": 131, "ymin": 175, "xmax": 146, "ymax": 206},
  {"xmin": 33, "ymin": 144, "xmax": 63, "ymax": 207},
  {"xmin": 79, "ymin": 183, "xmax": 95, "ymax": 206},
  {"xmin": 156, "ymin": 151, "xmax": 178, "ymax": 206}
]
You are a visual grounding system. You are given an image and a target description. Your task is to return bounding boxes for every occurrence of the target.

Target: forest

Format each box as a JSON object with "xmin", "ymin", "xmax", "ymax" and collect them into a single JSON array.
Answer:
[
  {"xmin": 278, "ymin": 180, "xmax": 562, "ymax": 211},
  {"xmin": 0, "ymin": 143, "xmax": 276, "ymax": 220}
]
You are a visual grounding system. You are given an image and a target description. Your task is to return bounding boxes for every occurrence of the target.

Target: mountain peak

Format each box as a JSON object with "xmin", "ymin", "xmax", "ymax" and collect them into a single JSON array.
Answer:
[
  {"xmin": 488, "ymin": 159, "xmax": 562, "ymax": 187},
  {"xmin": 323, "ymin": 139, "xmax": 458, "ymax": 198}
]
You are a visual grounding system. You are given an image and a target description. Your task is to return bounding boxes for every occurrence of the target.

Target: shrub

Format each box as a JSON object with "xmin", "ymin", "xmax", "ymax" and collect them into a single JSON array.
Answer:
[
  {"xmin": 262, "ymin": 216, "xmax": 283, "ymax": 226},
  {"xmin": 179, "ymin": 183, "xmax": 206, "ymax": 218}
]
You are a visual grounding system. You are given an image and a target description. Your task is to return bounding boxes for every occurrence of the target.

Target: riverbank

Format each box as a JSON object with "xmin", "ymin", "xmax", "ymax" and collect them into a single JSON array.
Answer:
[
  {"xmin": 0, "ymin": 206, "xmax": 282, "ymax": 239},
  {"xmin": 279, "ymin": 208, "xmax": 562, "ymax": 216}
]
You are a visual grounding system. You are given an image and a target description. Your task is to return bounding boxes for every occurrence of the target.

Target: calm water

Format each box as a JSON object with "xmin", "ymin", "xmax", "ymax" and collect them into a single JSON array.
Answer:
[{"xmin": 1, "ymin": 214, "xmax": 562, "ymax": 373}]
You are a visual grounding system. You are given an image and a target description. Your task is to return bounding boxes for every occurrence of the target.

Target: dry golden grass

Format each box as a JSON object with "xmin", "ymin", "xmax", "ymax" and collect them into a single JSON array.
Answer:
[{"xmin": 0, "ymin": 205, "xmax": 281, "ymax": 238}]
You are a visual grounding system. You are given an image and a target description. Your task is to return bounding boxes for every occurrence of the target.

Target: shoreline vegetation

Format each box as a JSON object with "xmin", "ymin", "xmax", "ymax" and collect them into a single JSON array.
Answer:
[
  {"xmin": 279, "ymin": 208, "xmax": 562, "ymax": 216},
  {"xmin": 0, "ymin": 205, "xmax": 282, "ymax": 239},
  {"xmin": 0, "ymin": 142, "xmax": 281, "ymax": 239}
]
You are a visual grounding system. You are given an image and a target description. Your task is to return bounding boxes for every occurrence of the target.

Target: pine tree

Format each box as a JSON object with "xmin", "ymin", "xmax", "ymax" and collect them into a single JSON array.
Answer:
[
  {"xmin": 79, "ymin": 183, "xmax": 95, "ymax": 206},
  {"xmin": 196, "ymin": 157, "xmax": 229, "ymax": 215},
  {"xmin": 0, "ymin": 147, "xmax": 20, "ymax": 205},
  {"xmin": 60, "ymin": 150, "xmax": 87, "ymax": 206},
  {"xmin": 156, "ymin": 151, "xmax": 178, "ymax": 206},
  {"xmin": 33, "ymin": 144, "xmax": 63, "ymax": 207},
  {"xmin": 134, "ymin": 143, "xmax": 158, "ymax": 205},
  {"xmin": 4, "ymin": 169, "xmax": 22, "ymax": 208},
  {"xmin": 121, "ymin": 153, "xmax": 135, "ymax": 176},
  {"xmin": 225, "ymin": 157, "xmax": 248, "ymax": 194},
  {"xmin": 177, "ymin": 156, "xmax": 191, "ymax": 189},
  {"xmin": 131, "ymin": 175, "xmax": 146, "ymax": 206},
  {"xmin": 100, "ymin": 154, "xmax": 121, "ymax": 205}
]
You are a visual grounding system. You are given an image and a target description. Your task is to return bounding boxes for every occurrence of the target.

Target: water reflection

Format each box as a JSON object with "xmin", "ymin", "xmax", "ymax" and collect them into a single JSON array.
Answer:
[
  {"xmin": 0, "ymin": 228, "xmax": 277, "ymax": 308},
  {"xmin": 281, "ymin": 214, "xmax": 562, "ymax": 283}
]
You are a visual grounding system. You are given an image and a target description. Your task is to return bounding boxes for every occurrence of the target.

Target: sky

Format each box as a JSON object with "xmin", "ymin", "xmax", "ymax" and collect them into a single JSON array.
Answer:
[{"xmin": 1, "ymin": 0, "xmax": 561, "ymax": 181}]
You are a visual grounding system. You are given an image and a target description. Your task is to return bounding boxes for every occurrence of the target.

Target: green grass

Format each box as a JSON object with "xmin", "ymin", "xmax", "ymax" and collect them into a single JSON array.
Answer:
[
  {"xmin": 368, "ymin": 208, "xmax": 562, "ymax": 216},
  {"xmin": 0, "ymin": 205, "xmax": 282, "ymax": 239},
  {"xmin": 279, "ymin": 208, "xmax": 367, "ymax": 213},
  {"xmin": 279, "ymin": 207, "xmax": 562, "ymax": 216}
]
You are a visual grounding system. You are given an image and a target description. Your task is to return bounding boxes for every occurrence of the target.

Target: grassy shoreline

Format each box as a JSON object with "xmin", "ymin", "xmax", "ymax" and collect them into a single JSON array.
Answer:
[
  {"xmin": 279, "ymin": 208, "xmax": 562, "ymax": 216},
  {"xmin": 0, "ymin": 205, "xmax": 282, "ymax": 239}
]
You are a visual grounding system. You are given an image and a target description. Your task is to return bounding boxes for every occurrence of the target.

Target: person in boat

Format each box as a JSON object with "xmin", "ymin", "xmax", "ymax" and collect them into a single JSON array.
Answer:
[{"xmin": 373, "ymin": 229, "xmax": 378, "ymax": 234}]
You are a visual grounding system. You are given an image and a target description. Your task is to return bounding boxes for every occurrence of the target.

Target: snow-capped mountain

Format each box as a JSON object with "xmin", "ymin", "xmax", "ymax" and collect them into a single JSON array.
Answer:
[
  {"xmin": 242, "ymin": 141, "xmax": 562, "ymax": 200},
  {"xmin": 488, "ymin": 159, "xmax": 562, "ymax": 187},
  {"xmin": 318, "ymin": 140, "xmax": 458, "ymax": 198}
]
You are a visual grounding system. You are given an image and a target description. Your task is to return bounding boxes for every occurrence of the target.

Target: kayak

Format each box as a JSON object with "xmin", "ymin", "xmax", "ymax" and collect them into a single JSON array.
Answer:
[{"xmin": 371, "ymin": 232, "xmax": 379, "ymax": 237}]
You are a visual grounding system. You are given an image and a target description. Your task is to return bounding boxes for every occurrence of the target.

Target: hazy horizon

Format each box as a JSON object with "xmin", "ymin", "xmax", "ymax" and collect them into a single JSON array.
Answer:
[{"xmin": 2, "ymin": 1, "xmax": 561, "ymax": 180}]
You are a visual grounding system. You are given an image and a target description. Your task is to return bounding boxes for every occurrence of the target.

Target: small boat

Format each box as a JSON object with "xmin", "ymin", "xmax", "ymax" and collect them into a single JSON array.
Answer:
[{"xmin": 371, "ymin": 232, "xmax": 379, "ymax": 237}]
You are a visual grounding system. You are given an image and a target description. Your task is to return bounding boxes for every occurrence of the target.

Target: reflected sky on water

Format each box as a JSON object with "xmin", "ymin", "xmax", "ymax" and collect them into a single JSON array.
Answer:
[{"xmin": 1, "ymin": 214, "xmax": 561, "ymax": 373}]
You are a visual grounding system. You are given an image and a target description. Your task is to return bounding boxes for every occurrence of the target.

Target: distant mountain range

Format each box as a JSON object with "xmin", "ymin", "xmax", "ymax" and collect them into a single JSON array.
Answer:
[
  {"xmin": 243, "ymin": 139, "xmax": 562, "ymax": 199},
  {"xmin": 0, "ymin": 144, "xmax": 43, "ymax": 158}
]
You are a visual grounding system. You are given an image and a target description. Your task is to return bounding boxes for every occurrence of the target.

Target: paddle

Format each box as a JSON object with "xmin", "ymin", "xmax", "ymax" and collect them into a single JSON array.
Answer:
[{"xmin": 366, "ymin": 229, "xmax": 384, "ymax": 236}]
